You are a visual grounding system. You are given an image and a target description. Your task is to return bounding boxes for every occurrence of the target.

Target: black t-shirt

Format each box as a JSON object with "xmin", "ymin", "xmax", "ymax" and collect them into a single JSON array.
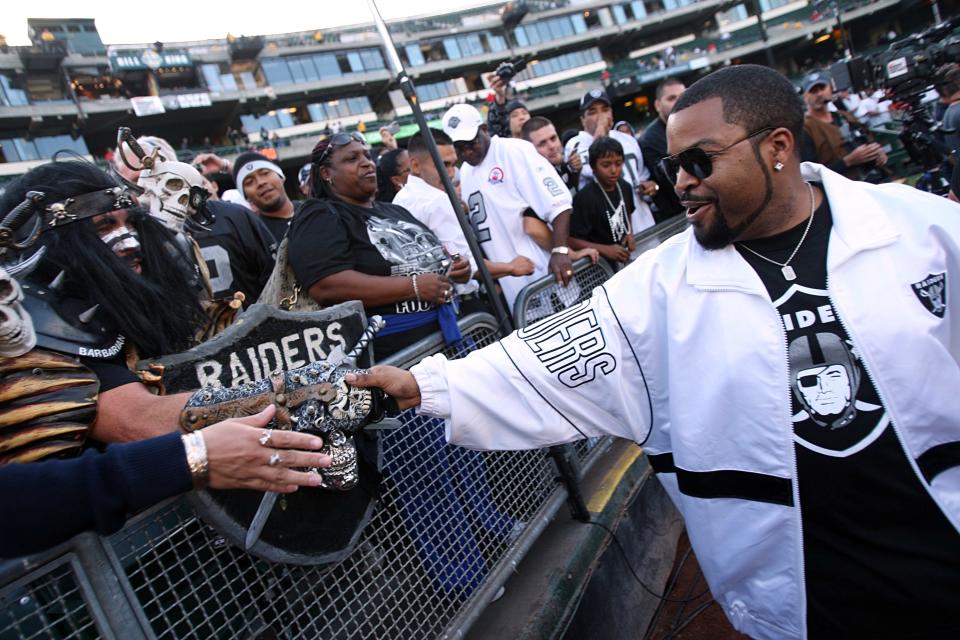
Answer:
[
  {"xmin": 554, "ymin": 162, "xmax": 579, "ymax": 192},
  {"xmin": 640, "ymin": 117, "xmax": 683, "ymax": 221},
  {"xmin": 570, "ymin": 178, "xmax": 636, "ymax": 245},
  {"xmin": 288, "ymin": 197, "xmax": 448, "ymax": 359},
  {"xmin": 736, "ymin": 189, "xmax": 960, "ymax": 638},
  {"xmin": 257, "ymin": 214, "xmax": 293, "ymax": 244},
  {"xmin": 193, "ymin": 201, "xmax": 276, "ymax": 305}
]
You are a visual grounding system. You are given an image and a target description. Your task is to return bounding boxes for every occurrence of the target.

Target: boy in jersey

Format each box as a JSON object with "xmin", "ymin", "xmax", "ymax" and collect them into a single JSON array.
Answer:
[
  {"xmin": 564, "ymin": 89, "xmax": 658, "ymax": 233},
  {"xmin": 570, "ymin": 137, "xmax": 637, "ymax": 267}
]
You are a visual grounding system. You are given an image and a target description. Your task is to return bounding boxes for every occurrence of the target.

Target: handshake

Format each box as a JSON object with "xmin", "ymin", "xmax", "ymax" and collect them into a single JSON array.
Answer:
[{"xmin": 181, "ymin": 360, "xmax": 397, "ymax": 490}]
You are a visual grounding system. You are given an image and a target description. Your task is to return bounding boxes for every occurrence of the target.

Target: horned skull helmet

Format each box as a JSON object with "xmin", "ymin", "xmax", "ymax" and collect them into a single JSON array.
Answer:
[{"xmin": 137, "ymin": 160, "xmax": 208, "ymax": 234}]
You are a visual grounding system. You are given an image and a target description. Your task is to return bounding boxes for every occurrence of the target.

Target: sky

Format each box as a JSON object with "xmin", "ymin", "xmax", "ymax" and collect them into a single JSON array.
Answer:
[{"xmin": 1, "ymin": 0, "xmax": 502, "ymax": 46}]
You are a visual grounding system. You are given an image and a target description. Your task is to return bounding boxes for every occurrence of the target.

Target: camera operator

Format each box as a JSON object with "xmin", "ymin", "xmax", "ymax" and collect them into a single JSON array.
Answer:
[
  {"xmin": 801, "ymin": 71, "xmax": 888, "ymax": 181},
  {"xmin": 485, "ymin": 62, "xmax": 530, "ymax": 139}
]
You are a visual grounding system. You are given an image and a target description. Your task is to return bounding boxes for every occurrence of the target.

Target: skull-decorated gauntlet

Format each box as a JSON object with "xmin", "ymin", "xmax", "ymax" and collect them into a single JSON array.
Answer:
[{"xmin": 180, "ymin": 361, "xmax": 392, "ymax": 490}]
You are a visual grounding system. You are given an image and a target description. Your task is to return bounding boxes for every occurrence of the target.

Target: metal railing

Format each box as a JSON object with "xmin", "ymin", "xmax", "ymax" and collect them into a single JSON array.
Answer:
[
  {"xmin": 633, "ymin": 216, "xmax": 689, "ymax": 258},
  {"xmin": 513, "ymin": 216, "xmax": 689, "ymax": 328},
  {"xmin": 512, "ymin": 256, "xmax": 616, "ymax": 327}
]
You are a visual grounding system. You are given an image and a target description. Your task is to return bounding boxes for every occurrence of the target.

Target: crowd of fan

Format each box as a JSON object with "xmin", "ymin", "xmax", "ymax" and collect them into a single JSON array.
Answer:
[{"xmin": 2, "ymin": 55, "xmax": 960, "ymax": 558}]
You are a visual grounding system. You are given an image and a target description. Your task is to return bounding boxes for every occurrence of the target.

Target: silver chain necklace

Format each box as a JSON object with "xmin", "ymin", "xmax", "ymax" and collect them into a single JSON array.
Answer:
[
  {"xmin": 737, "ymin": 182, "xmax": 815, "ymax": 281},
  {"xmin": 594, "ymin": 178, "xmax": 629, "ymax": 243}
]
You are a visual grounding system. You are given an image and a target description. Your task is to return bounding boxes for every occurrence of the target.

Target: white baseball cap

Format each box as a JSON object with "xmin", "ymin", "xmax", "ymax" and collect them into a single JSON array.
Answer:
[{"xmin": 442, "ymin": 104, "xmax": 484, "ymax": 143}]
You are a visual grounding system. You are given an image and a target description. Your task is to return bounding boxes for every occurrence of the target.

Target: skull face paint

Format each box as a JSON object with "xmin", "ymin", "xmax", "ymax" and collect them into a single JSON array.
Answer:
[
  {"xmin": 0, "ymin": 266, "xmax": 36, "ymax": 357},
  {"xmin": 137, "ymin": 160, "xmax": 207, "ymax": 234},
  {"xmin": 92, "ymin": 210, "xmax": 142, "ymax": 274}
]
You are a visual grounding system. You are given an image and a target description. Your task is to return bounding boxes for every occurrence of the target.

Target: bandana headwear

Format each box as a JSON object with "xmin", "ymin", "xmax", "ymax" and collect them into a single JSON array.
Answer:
[
  {"xmin": 0, "ymin": 187, "xmax": 135, "ymax": 257},
  {"xmin": 233, "ymin": 152, "xmax": 285, "ymax": 199}
]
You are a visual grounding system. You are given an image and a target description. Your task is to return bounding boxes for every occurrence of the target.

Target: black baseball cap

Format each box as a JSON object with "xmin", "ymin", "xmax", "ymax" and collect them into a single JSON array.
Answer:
[
  {"xmin": 505, "ymin": 100, "xmax": 528, "ymax": 115},
  {"xmin": 802, "ymin": 71, "xmax": 832, "ymax": 93},
  {"xmin": 579, "ymin": 89, "xmax": 611, "ymax": 113}
]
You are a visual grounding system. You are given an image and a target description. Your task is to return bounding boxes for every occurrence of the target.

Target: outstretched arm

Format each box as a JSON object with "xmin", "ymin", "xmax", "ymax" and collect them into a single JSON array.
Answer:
[{"xmin": 349, "ymin": 284, "xmax": 653, "ymax": 451}]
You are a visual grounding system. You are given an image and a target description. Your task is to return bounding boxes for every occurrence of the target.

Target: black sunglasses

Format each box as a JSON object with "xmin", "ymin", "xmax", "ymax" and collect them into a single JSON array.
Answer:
[
  {"xmin": 453, "ymin": 134, "xmax": 481, "ymax": 152},
  {"xmin": 317, "ymin": 131, "xmax": 368, "ymax": 165},
  {"xmin": 658, "ymin": 127, "xmax": 775, "ymax": 184}
]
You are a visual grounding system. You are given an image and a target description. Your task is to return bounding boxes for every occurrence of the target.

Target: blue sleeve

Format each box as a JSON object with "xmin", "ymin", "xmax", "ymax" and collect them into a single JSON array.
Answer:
[{"xmin": 0, "ymin": 432, "xmax": 192, "ymax": 558}]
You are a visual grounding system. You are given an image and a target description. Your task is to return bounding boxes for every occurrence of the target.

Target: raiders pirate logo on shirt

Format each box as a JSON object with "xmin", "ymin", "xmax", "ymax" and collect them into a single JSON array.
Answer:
[
  {"xmin": 775, "ymin": 284, "xmax": 886, "ymax": 456},
  {"xmin": 911, "ymin": 272, "xmax": 946, "ymax": 318}
]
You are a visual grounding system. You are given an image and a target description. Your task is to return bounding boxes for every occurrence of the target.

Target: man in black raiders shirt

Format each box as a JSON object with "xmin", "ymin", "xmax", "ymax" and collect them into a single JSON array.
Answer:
[{"xmin": 664, "ymin": 65, "xmax": 960, "ymax": 637}]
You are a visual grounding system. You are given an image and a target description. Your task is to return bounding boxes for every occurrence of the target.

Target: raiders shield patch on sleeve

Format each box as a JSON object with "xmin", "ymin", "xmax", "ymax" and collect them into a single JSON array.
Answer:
[{"xmin": 911, "ymin": 272, "xmax": 946, "ymax": 318}]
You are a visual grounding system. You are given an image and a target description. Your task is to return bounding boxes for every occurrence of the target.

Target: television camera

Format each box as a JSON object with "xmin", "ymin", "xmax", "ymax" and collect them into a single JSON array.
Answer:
[{"xmin": 831, "ymin": 18, "xmax": 960, "ymax": 193}]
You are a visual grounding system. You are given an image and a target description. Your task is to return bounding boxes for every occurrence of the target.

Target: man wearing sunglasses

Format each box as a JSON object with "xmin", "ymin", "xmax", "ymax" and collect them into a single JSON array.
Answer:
[{"xmin": 353, "ymin": 64, "xmax": 960, "ymax": 640}]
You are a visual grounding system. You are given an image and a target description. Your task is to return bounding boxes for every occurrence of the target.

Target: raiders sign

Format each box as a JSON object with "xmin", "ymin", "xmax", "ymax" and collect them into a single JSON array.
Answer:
[
  {"xmin": 911, "ymin": 272, "xmax": 946, "ymax": 319},
  {"xmin": 141, "ymin": 302, "xmax": 383, "ymax": 565}
]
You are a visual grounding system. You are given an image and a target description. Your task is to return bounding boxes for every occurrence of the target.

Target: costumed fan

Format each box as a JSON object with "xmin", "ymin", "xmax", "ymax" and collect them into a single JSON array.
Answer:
[
  {"xmin": 116, "ymin": 127, "xmax": 244, "ymax": 339},
  {"xmin": 0, "ymin": 160, "xmax": 207, "ymax": 457},
  {"xmin": 0, "ymin": 161, "xmax": 401, "ymax": 563}
]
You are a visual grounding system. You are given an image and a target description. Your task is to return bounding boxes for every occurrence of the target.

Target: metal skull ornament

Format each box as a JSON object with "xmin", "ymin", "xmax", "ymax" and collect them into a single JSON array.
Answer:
[
  {"xmin": 0, "ymin": 266, "xmax": 35, "ymax": 357},
  {"xmin": 137, "ymin": 160, "xmax": 208, "ymax": 234}
]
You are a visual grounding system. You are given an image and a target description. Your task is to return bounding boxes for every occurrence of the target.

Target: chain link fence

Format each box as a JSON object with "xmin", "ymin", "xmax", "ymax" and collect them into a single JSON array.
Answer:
[
  {"xmin": 0, "ymin": 314, "xmax": 559, "ymax": 640},
  {"xmin": 1, "ymin": 552, "xmax": 103, "ymax": 640}
]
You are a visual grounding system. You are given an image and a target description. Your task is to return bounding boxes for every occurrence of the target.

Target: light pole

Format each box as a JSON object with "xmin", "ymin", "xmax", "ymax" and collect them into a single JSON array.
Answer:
[
  {"xmin": 751, "ymin": 0, "xmax": 777, "ymax": 69},
  {"xmin": 366, "ymin": 0, "xmax": 514, "ymax": 333}
]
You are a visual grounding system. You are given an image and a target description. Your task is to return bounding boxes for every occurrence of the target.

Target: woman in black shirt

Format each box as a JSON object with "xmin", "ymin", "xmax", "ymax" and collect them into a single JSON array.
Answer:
[{"xmin": 288, "ymin": 133, "xmax": 472, "ymax": 360}]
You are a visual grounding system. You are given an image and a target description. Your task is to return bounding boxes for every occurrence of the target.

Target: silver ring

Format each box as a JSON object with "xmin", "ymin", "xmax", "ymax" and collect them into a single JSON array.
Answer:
[
  {"xmin": 565, "ymin": 269, "xmax": 574, "ymax": 276},
  {"xmin": 259, "ymin": 428, "xmax": 273, "ymax": 447},
  {"xmin": 269, "ymin": 451, "xmax": 282, "ymax": 466}
]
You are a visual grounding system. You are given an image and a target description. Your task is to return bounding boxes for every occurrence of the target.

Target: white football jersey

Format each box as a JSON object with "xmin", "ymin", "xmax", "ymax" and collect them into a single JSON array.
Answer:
[
  {"xmin": 460, "ymin": 137, "xmax": 573, "ymax": 309},
  {"xmin": 564, "ymin": 129, "xmax": 655, "ymax": 232}
]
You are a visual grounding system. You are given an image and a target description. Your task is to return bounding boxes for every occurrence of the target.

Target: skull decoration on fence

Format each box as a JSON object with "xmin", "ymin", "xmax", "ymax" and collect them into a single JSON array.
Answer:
[
  {"xmin": 0, "ymin": 266, "xmax": 35, "ymax": 357},
  {"xmin": 137, "ymin": 160, "xmax": 209, "ymax": 234}
]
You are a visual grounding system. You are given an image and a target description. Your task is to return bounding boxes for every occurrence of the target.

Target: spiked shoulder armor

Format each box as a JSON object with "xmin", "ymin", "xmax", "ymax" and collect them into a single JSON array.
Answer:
[{"xmin": 20, "ymin": 278, "xmax": 125, "ymax": 360}]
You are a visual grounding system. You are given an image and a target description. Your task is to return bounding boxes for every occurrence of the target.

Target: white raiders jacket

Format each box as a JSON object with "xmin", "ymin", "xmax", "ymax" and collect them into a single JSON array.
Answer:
[{"xmin": 411, "ymin": 163, "xmax": 960, "ymax": 639}]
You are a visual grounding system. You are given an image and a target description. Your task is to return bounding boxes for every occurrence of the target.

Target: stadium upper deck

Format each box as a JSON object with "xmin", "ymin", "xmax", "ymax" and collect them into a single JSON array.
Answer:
[{"xmin": 0, "ymin": 0, "xmax": 923, "ymax": 176}]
